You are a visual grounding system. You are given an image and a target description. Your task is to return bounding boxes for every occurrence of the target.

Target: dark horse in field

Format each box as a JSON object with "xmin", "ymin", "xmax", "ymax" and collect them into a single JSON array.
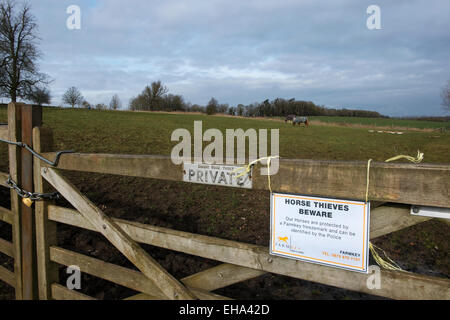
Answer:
[
  {"xmin": 285, "ymin": 114, "xmax": 296, "ymax": 123},
  {"xmin": 285, "ymin": 115, "xmax": 309, "ymax": 127}
]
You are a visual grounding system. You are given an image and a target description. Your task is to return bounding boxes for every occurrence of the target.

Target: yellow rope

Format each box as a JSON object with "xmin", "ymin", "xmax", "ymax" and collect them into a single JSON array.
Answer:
[
  {"xmin": 367, "ymin": 150, "xmax": 424, "ymax": 272},
  {"xmin": 385, "ymin": 150, "xmax": 424, "ymax": 164},
  {"xmin": 233, "ymin": 156, "xmax": 280, "ymax": 193},
  {"xmin": 366, "ymin": 159, "xmax": 373, "ymax": 203},
  {"xmin": 369, "ymin": 243, "xmax": 404, "ymax": 272},
  {"xmin": 366, "ymin": 150, "xmax": 424, "ymax": 203}
]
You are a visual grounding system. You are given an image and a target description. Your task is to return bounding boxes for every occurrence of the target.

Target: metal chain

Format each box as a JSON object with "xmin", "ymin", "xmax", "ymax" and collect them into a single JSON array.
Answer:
[
  {"xmin": 6, "ymin": 175, "xmax": 60, "ymax": 201},
  {"xmin": 1, "ymin": 134, "xmax": 72, "ymax": 201}
]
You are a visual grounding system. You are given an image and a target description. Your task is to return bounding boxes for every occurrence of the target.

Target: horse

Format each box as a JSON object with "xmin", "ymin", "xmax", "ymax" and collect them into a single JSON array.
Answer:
[
  {"xmin": 293, "ymin": 116, "xmax": 309, "ymax": 127},
  {"xmin": 285, "ymin": 114, "xmax": 296, "ymax": 124}
]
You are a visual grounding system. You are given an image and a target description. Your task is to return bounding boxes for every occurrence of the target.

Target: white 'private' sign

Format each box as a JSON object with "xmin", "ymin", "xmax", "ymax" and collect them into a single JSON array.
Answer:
[
  {"xmin": 270, "ymin": 193, "xmax": 370, "ymax": 273},
  {"xmin": 183, "ymin": 163, "xmax": 252, "ymax": 189}
]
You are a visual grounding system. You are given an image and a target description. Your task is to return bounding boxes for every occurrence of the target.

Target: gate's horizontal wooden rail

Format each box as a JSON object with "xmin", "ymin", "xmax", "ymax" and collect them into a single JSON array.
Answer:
[
  {"xmin": 181, "ymin": 263, "xmax": 266, "ymax": 293},
  {"xmin": 49, "ymin": 246, "xmax": 231, "ymax": 300},
  {"xmin": 51, "ymin": 283, "xmax": 97, "ymax": 300},
  {"xmin": 0, "ymin": 206, "xmax": 13, "ymax": 225},
  {"xmin": 41, "ymin": 153, "xmax": 450, "ymax": 208},
  {"xmin": 0, "ymin": 238, "xmax": 14, "ymax": 258},
  {"xmin": 0, "ymin": 125, "xmax": 7, "ymax": 141},
  {"xmin": 47, "ymin": 205, "xmax": 450, "ymax": 300},
  {"xmin": 0, "ymin": 172, "xmax": 8, "ymax": 188},
  {"xmin": 0, "ymin": 265, "xmax": 15, "ymax": 287},
  {"xmin": 48, "ymin": 204, "xmax": 428, "ymax": 246},
  {"xmin": 50, "ymin": 246, "xmax": 164, "ymax": 298},
  {"xmin": 369, "ymin": 204, "xmax": 430, "ymax": 239}
]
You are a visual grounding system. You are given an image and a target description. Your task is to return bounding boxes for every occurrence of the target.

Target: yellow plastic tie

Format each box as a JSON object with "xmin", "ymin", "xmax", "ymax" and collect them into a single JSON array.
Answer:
[
  {"xmin": 385, "ymin": 150, "xmax": 424, "ymax": 164},
  {"xmin": 366, "ymin": 150, "xmax": 423, "ymax": 272},
  {"xmin": 365, "ymin": 150, "xmax": 423, "ymax": 203},
  {"xmin": 233, "ymin": 156, "xmax": 280, "ymax": 193},
  {"xmin": 369, "ymin": 243, "xmax": 404, "ymax": 272}
]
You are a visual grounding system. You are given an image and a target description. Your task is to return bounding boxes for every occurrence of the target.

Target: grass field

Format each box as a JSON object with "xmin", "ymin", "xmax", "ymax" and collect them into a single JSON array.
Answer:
[
  {"xmin": 0, "ymin": 105, "xmax": 449, "ymax": 300},
  {"xmin": 309, "ymin": 116, "xmax": 449, "ymax": 130},
  {"xmin": 1, "ymin": 107, "xmax": 449, "ymax": 167}
]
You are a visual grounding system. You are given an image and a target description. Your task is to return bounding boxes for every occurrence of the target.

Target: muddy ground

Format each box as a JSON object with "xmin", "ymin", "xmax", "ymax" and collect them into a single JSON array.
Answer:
[{"xmin": 0, "ymin": 171, "xmax": 448, "ymax": 300}]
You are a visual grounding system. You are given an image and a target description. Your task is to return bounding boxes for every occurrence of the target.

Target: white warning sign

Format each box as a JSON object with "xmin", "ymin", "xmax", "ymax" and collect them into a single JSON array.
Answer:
[{"xmin": 270, "ymin": 193, "xmax": 370, "ymax": 273}]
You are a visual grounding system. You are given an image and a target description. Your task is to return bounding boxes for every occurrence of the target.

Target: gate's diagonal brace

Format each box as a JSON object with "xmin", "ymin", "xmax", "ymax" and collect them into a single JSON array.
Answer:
[{"xmin": 41, "ymin": 167, "xmax": 196, "ymax": 300}]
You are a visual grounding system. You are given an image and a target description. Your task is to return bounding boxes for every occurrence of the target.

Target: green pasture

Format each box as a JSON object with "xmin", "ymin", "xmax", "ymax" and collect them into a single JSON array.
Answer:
[
  {"xmin": 0, "ymin": 107, "xmax": 449, "ymax": 169},
  {"xmin": 310, "ymin": 116, "xmax": 448, "ymax": 130}
]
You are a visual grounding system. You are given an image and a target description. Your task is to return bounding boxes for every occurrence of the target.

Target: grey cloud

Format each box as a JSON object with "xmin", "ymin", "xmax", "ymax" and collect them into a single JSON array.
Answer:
[{"xmin": 25, "ymin": 0, "xmax": 450, "ymax": 116}]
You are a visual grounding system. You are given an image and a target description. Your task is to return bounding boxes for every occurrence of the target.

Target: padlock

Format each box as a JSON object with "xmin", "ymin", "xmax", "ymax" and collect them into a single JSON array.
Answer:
[{"xmin": 22, "ymin": 198, "xmax": 34, "ymax": 208}]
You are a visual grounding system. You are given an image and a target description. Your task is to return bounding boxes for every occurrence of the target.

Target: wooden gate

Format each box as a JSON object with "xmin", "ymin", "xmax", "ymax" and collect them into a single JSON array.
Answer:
[
  {"xmin": 1, "ymin": 103, "xmax": 450, "ymax": 300},
  {"xmin": 0, "ymin": 107, "xmax": 20, "ymax": 297},
  {"xmin": 0, "ymin": 103, "xmax": 44, "ymax": 299}
]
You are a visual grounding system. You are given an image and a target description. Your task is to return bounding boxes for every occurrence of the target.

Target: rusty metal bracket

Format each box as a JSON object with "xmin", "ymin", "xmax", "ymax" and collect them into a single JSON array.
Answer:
[{"xmin": 0, "ymin": 137, "xmax": 74, "ymax": 167}]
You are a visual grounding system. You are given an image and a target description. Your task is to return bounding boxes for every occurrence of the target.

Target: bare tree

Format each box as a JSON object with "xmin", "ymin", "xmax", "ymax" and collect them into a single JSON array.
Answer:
[
  {"xmin": 129, "ymin": 81, "xmax": 169, "ymax": 111},
  {"xmin": 0, "ymin": 0, "xmax": 49, "ymax": 102},
  {"xmin": 95, "ymin": 103, "xmax": 107, "ymax": 110},
  {"xmin": 27, "ymin": 86, "xmax": 50, "ymax": 106},
  {"xmin": 150, "ymin": 80, "xmax": 168, "ymax": 110},
  {"xmin": 151, "ymin": 80, "xmax": 168, "ymax": 98},
  {"xmin": 206, "ymin": 97, "xmax": 218, "ymax": 115},
  {"xmin": 441, "ymin": 80, "xmax": 450, "ymax": 112},
  {"xmin": 236, "ymin": 104, "xmax": 244, "ymax": 116},
  {"xmin": 109, "ymin": 94, "xmax": 121, "ymax": 110},
  {"xmin": 62, "ymin": 86, "xmax": 84, "ymax": 108}
]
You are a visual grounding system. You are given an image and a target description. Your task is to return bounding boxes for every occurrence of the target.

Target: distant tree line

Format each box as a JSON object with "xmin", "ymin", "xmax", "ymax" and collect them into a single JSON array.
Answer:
[
  {"xmin": 42, "ymin": 82, "xmax": 388, "ymax": 119},
  {"xmin": 127, "ymin": 82, "xmax": 384, "ymax": 118},
  {"xmin": 56, "ymin": 81, "xmax": 448, "ymax": 122},
  {"xmin": 226, "ymin": 98, "xmax": 384, "ymax": 118}
]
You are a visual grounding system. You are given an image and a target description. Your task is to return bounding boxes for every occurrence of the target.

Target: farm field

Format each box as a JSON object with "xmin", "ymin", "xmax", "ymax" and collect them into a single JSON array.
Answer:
[
  {"xmin": 1, "ymin": 107, "xmax": 449, "ymax": 165},
  {"xmin": 0, "ymin": 106, "xmax": 449, "ymax": 300},
  {"xmin": 309, "ymin": 116, "xmax": 449, "ymax": 130}
]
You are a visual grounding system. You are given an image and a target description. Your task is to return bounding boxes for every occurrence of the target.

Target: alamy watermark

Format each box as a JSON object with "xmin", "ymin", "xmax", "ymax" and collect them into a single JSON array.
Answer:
[
  {"xmin": 66, "ymin": 5, "xmax": 81, "ymax": 30},
  {"xmin": 66, "ymin": 5, "xmax": 381, "ymax": 31},
  {"xmin": 367, "ymin": 5, "xmax": 382, "ymax": 30},
  {"xmin": 366, "ymin": 265, "xmax": 381, "ymax": 290},
  {"xmin": 171, "ymin": 121, "xmax": 280, "ymax": 176},
  {"xmin": 66, "ymin": 265, "xmax": 81, "ymax": 290}
]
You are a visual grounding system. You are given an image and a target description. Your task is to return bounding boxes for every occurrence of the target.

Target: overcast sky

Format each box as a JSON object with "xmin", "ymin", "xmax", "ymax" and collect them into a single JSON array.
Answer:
[{"xmin": 22, "ymin": 0, "xmax": 450, "ymax": 116}]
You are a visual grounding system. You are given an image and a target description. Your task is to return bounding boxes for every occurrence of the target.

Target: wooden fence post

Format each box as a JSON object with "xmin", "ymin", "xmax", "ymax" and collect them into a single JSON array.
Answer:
[
  {"xmin": 20, "ymin": 104, "xmax": 41, "ymax": 299},
  {"xmin": 33, "ymin": 126, "xmax": 58, "ymax": 299},
  {"xmin": 7, "ymin": 102, "xmax": 23, "ymax": 299}
]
